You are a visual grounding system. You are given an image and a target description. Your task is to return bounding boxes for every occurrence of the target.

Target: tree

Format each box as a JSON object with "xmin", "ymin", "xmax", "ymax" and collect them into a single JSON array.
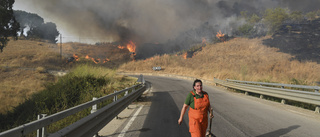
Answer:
[
  {"xmin": 14, "ymin": 10, "xmax": 59, "ymax": 43},
  {"xmin": 289, "ymin": 11, "xmax": 304, "ymax": 23},
  {"xmin": 14, "ymin": 10, "xmax": 44, "ymax": 36},
  {"xmin": 249, "ymin": 14, "xmax": 261, "ymax": 24},
  {"xmin": 237, "ymin": 23, "xmax": 254, "ymax": 37},
  {"xmin": 263, "ymin": 8, "xmax": 289, "ymax": 34},
  {"xmin": 28, "ymin": 22, "xmax": 59, "ymax": 43},
  {"xmin": 306, "ymin": 11, "xmax": 317, "ymax": 21},
  {"xmin": 0, "ymin": 0, "xmax": 19, "ymax": 52}
]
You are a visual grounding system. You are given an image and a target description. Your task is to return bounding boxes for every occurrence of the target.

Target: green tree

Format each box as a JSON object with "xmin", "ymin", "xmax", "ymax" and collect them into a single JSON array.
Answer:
[
  {"xmin": 237, "ymin": 23, "xmax": 254, "ymax": 37},
  {"xmin": 289, "ymin": 11, "xmax": 304, "ymax": 23},
  {"xmin": 28, "ymin": 22, "xmax": 59, "ymax": 43},
  {"xmin": 14, "ymin": 10, "xmax": 44, "ymax": 36},
  {"xmin": 0, "ymin": 0, "xmax": 19, "ymax": 52},
  {"xmin": 249, "ymin": 14, "xmax": 261, "ymax": 24},
  {"xmin": 240, "ymin": 11, "xmax": 248, "ymax": 20},
  {"xmin": 306, "ymin": 11, "xmax": 317, "ymax": 21},
  {"xmin": 263, "ymin": 7, "xmax": 289, "ymax": 34}
]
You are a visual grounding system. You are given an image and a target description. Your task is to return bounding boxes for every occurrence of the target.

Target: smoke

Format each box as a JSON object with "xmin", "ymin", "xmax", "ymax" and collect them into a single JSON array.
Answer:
[{"xmin": 16, "ymin": 0, "xmax": 320, "ymax": 45}]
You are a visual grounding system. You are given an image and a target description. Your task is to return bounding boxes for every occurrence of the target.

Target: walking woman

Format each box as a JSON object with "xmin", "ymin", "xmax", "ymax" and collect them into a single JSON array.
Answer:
[{"xmin": 178, "ymin": 79, "xmax": 214, "ymax": 137}]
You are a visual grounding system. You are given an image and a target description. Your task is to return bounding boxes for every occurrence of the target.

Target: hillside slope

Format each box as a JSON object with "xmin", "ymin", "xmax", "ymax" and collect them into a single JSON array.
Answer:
[
  {"xmin": 0, "ymin": 39, "xmax": 132, "ymax": 114},
  {"xmin": 119, "ymin": 37, "xmax": 320, "ymax": 85}
]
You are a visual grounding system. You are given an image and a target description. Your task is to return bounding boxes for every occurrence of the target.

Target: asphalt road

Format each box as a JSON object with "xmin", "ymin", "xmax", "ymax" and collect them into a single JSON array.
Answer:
[{"xmin": 109, "ymin": 75, "xmax": 320, "ymax": 137}]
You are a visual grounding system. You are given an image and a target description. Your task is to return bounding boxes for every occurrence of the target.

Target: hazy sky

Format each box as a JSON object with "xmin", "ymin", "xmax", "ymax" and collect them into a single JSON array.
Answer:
[{"xmin": 12, "ymin": 0, "xmax": 320, "ymax": 44}]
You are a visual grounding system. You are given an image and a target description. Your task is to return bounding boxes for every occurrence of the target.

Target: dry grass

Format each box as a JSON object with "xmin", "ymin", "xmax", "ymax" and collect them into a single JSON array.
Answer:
[
  {"xmin": 0, "ymin": 68, "xmax": 56, "ymax": 114},
  {"xmin": 119, "ymin": 37, "xmax": 320, "ymax": 85},
  {"xmin": 0, "ymin": 38, "xmax": 133, "ymax": 114},
  {"xmin": 0, "ymin": 38, "xmax": 64, "ymax": 69},
  {"xmin": 0, "ymin": 39, "xmax": 60, "ymax": 114}
]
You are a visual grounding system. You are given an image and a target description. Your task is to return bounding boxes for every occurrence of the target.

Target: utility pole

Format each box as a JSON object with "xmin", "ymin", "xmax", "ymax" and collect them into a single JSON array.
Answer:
[{"xmin": 60, "ymin": 34, "xmax": 62, "ymax": 60}]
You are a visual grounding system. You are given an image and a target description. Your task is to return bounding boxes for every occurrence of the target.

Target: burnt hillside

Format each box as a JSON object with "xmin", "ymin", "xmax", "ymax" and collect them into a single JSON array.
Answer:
[{"xmin": 263, "ymin": 19, "xmax": 320, "ymax": 63}]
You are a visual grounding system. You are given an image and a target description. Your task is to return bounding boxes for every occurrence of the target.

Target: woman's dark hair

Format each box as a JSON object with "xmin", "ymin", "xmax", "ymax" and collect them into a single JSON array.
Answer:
[{"xmin": 193, "ymin": 79, "xmax": 202, "ymax": 88}]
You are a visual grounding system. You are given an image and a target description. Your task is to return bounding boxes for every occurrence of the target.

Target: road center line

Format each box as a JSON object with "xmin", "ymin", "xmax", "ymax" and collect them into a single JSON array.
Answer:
[{"xmin": 118, "ymin": 105, "xmax": 144, "ymax": 137}]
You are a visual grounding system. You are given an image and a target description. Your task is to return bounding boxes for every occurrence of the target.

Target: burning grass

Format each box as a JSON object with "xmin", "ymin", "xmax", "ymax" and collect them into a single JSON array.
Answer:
[
  {"xmin": 0, "ymin": 38, "xmax": 134, "ymax": 114},
  {"xmin": 119, "ymin": 37, "xmax": 320, "ymax": 85},
  {"xmin": 62, "ymin": 42, "xmax": 132, "ymax": 66}
]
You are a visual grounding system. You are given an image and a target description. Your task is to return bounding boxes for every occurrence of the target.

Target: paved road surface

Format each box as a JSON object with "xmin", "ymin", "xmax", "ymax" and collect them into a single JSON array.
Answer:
[{"xmin": 101, "ymin": 75, "xmax": 320, "ymax": 137}]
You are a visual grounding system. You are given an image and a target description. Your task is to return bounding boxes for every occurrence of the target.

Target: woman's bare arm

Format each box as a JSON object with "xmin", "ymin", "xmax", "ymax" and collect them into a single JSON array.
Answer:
[{"xmin": 178, "ymin": 104, "xmax": 189, "ymax": 125}]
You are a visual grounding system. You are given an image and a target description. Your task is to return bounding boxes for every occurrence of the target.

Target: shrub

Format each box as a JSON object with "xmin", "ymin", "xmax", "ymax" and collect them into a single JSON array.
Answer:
[
  {"xmin": 36, "ymin": 66, "xmax": 46, "ymax": 73},
  {"xmin": 0, "ymin": 65, "xmax": 135, "ymax": 133}
]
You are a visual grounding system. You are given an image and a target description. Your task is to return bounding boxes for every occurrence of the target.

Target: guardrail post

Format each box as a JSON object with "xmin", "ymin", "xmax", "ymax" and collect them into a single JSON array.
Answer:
[
  {"xmin": 132, "ymin": 87, "xmax": 136, "ymax": 93},
  {"xmin": 125, "ymin": 89, "xmax": 128, "ymax": 96},
  {"xmin": 316, "ymin": 106, "xmax": 320, "ymax": 113},
  {"xmin": 113, "ymin": 91, "xmax": 117, "ymax": 102},
  {"xmin": 90, "ymin": 97, "xmax": 99, "ymax": 137},
  {"xmin": 37, "ymin": 114, "xmax": 47, "ymax": 137},
  {"xmin": 125, "ymin": 88, "xmax": 130, "ymax": 109},
  {"xmin": 113, "ymin": 91, "xmax": 119, "ymax": 119},
  {"xmin": 260, "ymin": 95, "xmax": 264, "ymax": 99},
  {"xmin": 213, "ymin": 77, "xmax": 218, "ymax": 86},
  {"xmin": 245, "ymin": 91, "xmax": 249, "ymax": 95},
  {"xmin": 281, "ymin": 99, "xmax": 286, "ymax": 104},
  {"xmin": 91, "ymin": 97, "xmax": 97, "ymax": 114}
]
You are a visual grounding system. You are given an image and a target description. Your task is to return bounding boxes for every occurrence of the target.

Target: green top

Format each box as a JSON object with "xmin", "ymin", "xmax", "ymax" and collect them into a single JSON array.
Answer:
[{"xmin": 184, "ymin": 90, "xmax": 206, "ymax": 109}]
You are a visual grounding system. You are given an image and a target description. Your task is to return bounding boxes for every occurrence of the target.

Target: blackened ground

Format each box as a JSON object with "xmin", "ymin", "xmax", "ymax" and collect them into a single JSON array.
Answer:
[{"xmin": 263, "ymin": 19, "xmax": 320, "ymax": 63}]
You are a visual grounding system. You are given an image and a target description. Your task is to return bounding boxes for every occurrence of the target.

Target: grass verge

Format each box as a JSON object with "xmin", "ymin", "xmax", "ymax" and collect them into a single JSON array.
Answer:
[{"xmin": 0, "ymin": 64, "xmax": 137, "ymax": 135}]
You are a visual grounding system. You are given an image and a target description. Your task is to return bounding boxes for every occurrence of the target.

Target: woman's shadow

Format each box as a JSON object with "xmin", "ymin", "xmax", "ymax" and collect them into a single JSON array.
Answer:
[{"xmin": 256, "ymin": 125, "xmax": 300, "ymax": 137}]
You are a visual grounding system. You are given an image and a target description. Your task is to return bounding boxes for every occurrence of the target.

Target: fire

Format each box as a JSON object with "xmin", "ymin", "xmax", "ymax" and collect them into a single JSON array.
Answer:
[
  {"xmin": 126, "ymin": 41, "xmax": 136, "ymax": 53},
  {"xmin": 182, "ymin": 52, "xmax": 187, "ymax": 59},
  {"xmin": 117, "ymin": 45, "xmax": 125, "ymax": 49},
  {"xmin": 91, "ymin": 58, "xmax": 100, "ymax": 64},
  {"xmin": 103, "ymin": 58, "xmax": 110, "ymax": 63},
  {"xmin": 70, "ymin": 54, "xmax": 110, "ymax": 64},
  {"xmin": 115, "ymin": 40, "xmax": 137, "ymax": 61},
  {"xmin": 216, "ymin": 30, "xmax": 225, "ymax": 42},
  {"xmin": 73, "ymin": 54, "xmax": 79, "ymax": 61}
]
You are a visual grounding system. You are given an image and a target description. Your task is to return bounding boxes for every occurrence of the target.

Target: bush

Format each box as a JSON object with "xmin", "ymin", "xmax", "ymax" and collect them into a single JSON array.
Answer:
[
  {"xmin": 0, "ymin": 65, "xmax": 134, "ymax": 133},
  {"xmin": 0, "ymin": 73, "xmax": 107, "ymax": 131},
  {"xmin": 263, "ymin": 7, "xmax": 290, "ymax": 33},
  {"xmin": 237, "ymin": 24, "xmax": 254, "ymax": 37},
  {"xmin": 36, "ymin": 66, "xmax": 46, "ymax": 73}
]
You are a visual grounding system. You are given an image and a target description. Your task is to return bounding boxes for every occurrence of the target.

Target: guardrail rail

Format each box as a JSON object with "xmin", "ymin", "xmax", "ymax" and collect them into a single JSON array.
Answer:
[
  {"xmin": 214, "ymin": 78, "xmax": 320, "ymax": 113},
  {"xmin": 0, "ymin": 75, "xmax": 147, "ymax": 137}
]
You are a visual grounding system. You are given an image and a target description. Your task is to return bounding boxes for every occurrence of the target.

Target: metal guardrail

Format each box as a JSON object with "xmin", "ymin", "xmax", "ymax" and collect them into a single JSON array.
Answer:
[
  {"xmin": 0, "ymin": 81, "xmax": 147, "ymax": 137},
  {"xmin": 226, "ymin": 79, "xmax": 320, "ymax": 92},
  {"xmin": 214, "ymin": 78, "xmax": 320, "ymax": 113}
]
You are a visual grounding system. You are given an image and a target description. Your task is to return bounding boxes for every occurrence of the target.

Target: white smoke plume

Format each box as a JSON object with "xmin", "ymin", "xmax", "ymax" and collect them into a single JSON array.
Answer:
[{"xmin": 14, "ymin": 0, "xmax": 320, "ymax": 44}]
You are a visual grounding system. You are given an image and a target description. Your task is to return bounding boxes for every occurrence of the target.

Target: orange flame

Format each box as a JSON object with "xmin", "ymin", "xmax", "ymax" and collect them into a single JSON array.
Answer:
[
  {"xmin": 216, "ymin": 30, "xmax": 225, "ymax": 42},
  {"xmin": 73, "ymin": 54, "xmax": 79, "ymax": 61},
  {"xmin": 85, "ymin": 55, "xmax": 90, "ymax": 59},
  {"xmin": 83, "ymin": 55, "xmax": 110, "ymax": 64},
  {"xmin": 117, "ymin": 45, "xmax": 125, "ymax": 49},
  {"xmin": 103, "ymin": 58, "xmax": 110, "ymax": 63},
  {"xmin": 91, "ymin": 58, "xmax": 100, "ymax": 64},
  {"xmin": 182, "ymin": 52, "xmax": 187, "ymax": 59},
  {"xmin": 127, "ymin": 41, "xmax": 136, "ymax": 53}
]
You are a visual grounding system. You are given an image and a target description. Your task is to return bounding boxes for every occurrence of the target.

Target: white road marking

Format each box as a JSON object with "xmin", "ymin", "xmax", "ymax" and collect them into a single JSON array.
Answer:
[{"xmin": 118, "ymin": 105, "xmax": 144, "ymax": 137}]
